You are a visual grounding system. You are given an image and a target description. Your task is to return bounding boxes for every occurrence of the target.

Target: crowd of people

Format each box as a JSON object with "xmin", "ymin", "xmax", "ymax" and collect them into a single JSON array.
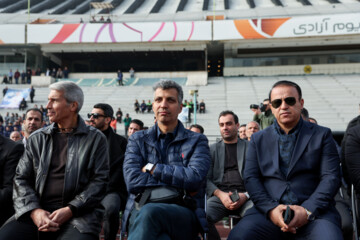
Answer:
[
  {"xmin": 0, "ymin": 79, "xmax": 358, "ymax": 240},
  {"xmin": 1, "ymin": 67, "xmax": 69, "ymax": 85}
]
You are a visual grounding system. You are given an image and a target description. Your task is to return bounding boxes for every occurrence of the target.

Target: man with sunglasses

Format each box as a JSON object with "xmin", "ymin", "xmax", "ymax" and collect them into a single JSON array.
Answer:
[
  {"xmin": 228, "ymin": 80, "xmax": 342, "ymax": 240},
  {"xmin": 88, "ymin": 103, "xmax": 128, "ymax": 240}
]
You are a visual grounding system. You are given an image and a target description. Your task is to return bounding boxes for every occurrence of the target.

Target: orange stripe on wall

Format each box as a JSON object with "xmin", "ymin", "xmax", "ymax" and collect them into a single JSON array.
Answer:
[
  {"xmin": 261, "ymin": 18, "xmax": 290, "ymax": 36},
  {"xmin": 234, "ymin": 20, "xmax": 265, "ymax": 39},
  {"xmin": 50, "ymin": 24, "xmax": 80, "ymax": 44}
]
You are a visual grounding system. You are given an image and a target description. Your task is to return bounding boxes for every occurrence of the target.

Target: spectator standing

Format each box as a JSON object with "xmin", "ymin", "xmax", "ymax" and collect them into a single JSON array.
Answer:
[
  {"xmin": 51, "ymin": 68, "xmax": 57, "ymax": 78},
  {"xmin": 45, "ymin": 68, "xmax": 51, "ymax": 76},
  {"xmin": 56, "ymin": 68, "xmax": 63, "ymax": 79},
  {"xmin": 123, "ymin": 113, "xmax": 131, "ymax": 137},
  {"xmin": 21, "ymin": 70, "xmax": 26, "ymax": 84},
  {"xmin": 251, "ymin": 98, "xmax": 275, "ymax": 130},
  {"xmin": 35, "ymin": 68, "xmax": 41, "ymax": 76},
  {"xmin": 14, "ymin": 69, "xmax": 20, "ymax": 84},
  {"xmin": 26, "ymin": 67, "xmax": 32, "ymax": 84},
  {"xmin": 116, "ymin": 108, "xmax": 123, "ymax": 124},
  {"xmin": 8, "ymin": 69, "xmax": 13, "ymax": 84},
  {"xmin": 129, "ymin": 67, "xmax": 135, "ymax": 78},
  {"xmin": 3, "ymin": 126, "xmax": 11, "ymax": 138},
  {"xmin": 117, "ymin": 70, "xmax": 123, "ymax": 86},
  {"xmin": 29, "ymin": 86, "xmax": 35, "ymax": 103},
  {"xmin": 63, "ymin": 67, "xmax": 69, "ymax": 79}
]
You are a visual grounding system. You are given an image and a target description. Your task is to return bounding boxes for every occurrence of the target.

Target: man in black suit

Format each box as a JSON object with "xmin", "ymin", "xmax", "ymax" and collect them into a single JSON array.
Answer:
[
  {"xmin": 88, "ymin": 103, "xmax": 127, "ymax": 240},
  {"xmin": 0, "ymin": 133, "xmax": 24, "ymax": 226}
]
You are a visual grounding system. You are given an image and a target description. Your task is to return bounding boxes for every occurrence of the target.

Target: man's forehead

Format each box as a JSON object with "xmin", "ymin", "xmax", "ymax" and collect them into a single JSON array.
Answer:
[
  {"xmin": 219, "ymin": 114, "xmax": 235, "ymax": 123},
  {"xmin": 130, "ymin": 123, "xmax": 140, "ymax": 129},
  {"xmin": 48, "ymin": 89, "xmax": 64, "ymax": 98},
  {"xmin": 271, "ymin": 85, "xmax": 299, "ymax": 98},
  {"xmin": 92, "ymin": 108, "xmax": 104, "ymax": 114},
  {"xmin": 26, "ymin": 110, "xmax": 41, "ymax": 119},
  {"xmin": 154, "ymin": 88, "xmax": 178, "ymax": 98}
]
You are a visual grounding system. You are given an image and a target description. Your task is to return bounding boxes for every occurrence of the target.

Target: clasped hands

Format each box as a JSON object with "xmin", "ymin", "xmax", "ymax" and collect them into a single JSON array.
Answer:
[
  {"xmin": 30, "ymin": 207, "xmax": 73, "ymax": 232},
  {"xmin": 269, "ymin": 204, "xmax": 308, "ymax": 234},
  {"xmin": 216, "ymin": 190, "xmax": 247, "ymax": 211}
]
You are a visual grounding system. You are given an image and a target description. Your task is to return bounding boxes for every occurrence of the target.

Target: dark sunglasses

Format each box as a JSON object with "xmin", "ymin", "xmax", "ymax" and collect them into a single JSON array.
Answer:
[
  {"xmin": 271, "ymin": 97, "xmax": 297, "ymax": 109},
  {"xmin": 87, "ymin": 113, "xmax": 106, "ymax": 119}
]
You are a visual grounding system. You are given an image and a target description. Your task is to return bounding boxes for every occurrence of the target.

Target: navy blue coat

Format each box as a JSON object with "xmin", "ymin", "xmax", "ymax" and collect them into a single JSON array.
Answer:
[
  {"xmin": 123, "ymin": 122, "xmax": 211, "ymax": 233},
  {"xmin": 244, "ymin": 119, "xmax": 341, "ymax": 226}
]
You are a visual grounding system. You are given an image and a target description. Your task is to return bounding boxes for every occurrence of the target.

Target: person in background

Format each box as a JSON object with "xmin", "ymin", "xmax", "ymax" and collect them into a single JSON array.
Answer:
[
  {"xmin": 189, "ymin": 124, "xmax": 204, "ymax": 134},
  {"xmin": 128, "ymin": 119, "xmax": 144, "ymax": 137},
  {"xmin": 10, "ymin": 131, "xmax": 22, "ymax": 141},
  {"xmin": 238, "ymin": 124, "xmax": 247, "ymax": 140}
]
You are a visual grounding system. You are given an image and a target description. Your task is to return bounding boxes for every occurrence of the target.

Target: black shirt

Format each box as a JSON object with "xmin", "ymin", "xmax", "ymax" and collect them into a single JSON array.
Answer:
[{"xmin": 218, "ymin": 142, "xmax": 245, "ymax": 192}]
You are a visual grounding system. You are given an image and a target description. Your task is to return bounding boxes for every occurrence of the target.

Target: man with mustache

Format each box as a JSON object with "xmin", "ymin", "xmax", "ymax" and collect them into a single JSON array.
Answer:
[
  {"xmin": 88, "ymin": 103, "xmax": 128, "ymax": 240},
  {"xmin": 228, "ymin": 80, "xmax": 342, "ymax": 240},
  {"xmin": 22, "ymin": 108, "xmax": 44, "ymax": 146},
  {"xmin": 0, "ymin": 81, "xmax": 109, "ymax": 240}
]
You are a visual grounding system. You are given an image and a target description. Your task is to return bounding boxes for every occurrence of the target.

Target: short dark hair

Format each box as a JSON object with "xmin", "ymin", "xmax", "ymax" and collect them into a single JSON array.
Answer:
[
  {"xmin": 309, "ymin": 117, "xmax": 318, "ymax": 124},
  {"xmin": 239, "ymin": 124, "xmax": 246, "ymax": 128},
  {"xmin": 218, "ymin": 110, "xmax": 239, "ymax": 124},
  {"xmin": 268, "ymin": 80, "xmax": 302, "ymax": 101},
  {"xmin": 130, "ymin": 119, "xmax": 144, "ymax": 129},
  {"xmin": 263, "ymin": 98, "xmax": 270, "ymax": 102},
  {"xmin": 93, "ymin": 103, "xmax": 114, "ymax": 118},
  {"xmin": 190, "ymin": 124, "xmax": 204, "ymax": 134},
  {"xmin": 25, "ymin": 108, "xmax": 43, "ymax": 122}
]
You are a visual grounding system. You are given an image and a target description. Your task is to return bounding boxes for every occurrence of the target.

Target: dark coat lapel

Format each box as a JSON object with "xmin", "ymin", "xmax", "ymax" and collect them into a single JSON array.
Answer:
[{"xmin": 288, "ymin": 121, "xmax": 314, "ymax": 176}]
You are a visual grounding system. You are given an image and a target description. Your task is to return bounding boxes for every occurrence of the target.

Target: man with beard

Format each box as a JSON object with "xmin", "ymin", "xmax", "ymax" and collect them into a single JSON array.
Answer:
[
  {"xmin": 22, "ymin": 108, "xmax": 44, "ymax": 146},
  {"xmin": 88, "ymin": 103, "xmax": 127, "ymax": 240},
  {"xmin": 206, "ymin": 111, "xmax": 252, "ymax": 240}
]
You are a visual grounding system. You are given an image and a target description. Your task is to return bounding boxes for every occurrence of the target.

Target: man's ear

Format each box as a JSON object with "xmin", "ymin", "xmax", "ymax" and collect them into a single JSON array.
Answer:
[{"xmin": 70, "ymin": 102, "xmax": 78, "ymax": 112}]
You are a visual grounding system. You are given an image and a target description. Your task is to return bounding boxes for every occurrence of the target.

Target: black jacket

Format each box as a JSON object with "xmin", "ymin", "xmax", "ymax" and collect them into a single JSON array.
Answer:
[
  {"xmin": 106, "ymin": 128, "xmax": 127, "ymax": 209},
  {"xmin": 0, "ymin": 135, "xmax": 24, "ymax": 226},
  {"xmin": 13, "ymin": 116, "xmax": 109, "ymax": 235},
  {"xmin": 345, "ymin": 124, "xmax": 360, "ymax": 193}
]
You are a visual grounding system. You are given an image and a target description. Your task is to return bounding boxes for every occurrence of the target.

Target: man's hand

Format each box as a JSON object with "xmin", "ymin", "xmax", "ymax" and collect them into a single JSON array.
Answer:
[
  {"xmin": 214, "ymin": 190, "xmax": 233, "ymax": 209},
  {"xmin": 269, "ymin": 205, "xmax": 288, "ymax": 231},
  {"xmin": 285, "ymin": 205, "xmax": 308, "ymax": 234},
  {"xmin": 49, "ymin": 206, "xmax": 73, "ymax": 226},
  {"xmin": 228, "ymin": 192, "xmax": 247, "ymax": 210},
  {"xmin": 251, "ymin": 108, "xmax": 261, "ymax": 115},
  {"xmin": 30, "ymin": 208, "xmax": 60, "ymax": 232}
]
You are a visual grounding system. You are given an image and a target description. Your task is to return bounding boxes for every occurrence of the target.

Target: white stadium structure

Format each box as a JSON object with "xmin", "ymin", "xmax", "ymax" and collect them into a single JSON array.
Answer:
[{"xmin": 0, "ymin": 0, "xmax": 360, "ymax": 142}]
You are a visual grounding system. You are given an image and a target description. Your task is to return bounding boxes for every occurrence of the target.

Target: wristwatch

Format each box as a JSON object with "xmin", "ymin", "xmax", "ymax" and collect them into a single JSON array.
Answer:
[
  {"xmin": 244, "ymin": 192, "xmax": 250, "ymax": 199},
  {"xmin": 304, "ymin": 208, "xmax": 313, "ymax": 221},
  {"xmin": 145, "ymin": 163, "xmax": 155, "ymax": 173}
]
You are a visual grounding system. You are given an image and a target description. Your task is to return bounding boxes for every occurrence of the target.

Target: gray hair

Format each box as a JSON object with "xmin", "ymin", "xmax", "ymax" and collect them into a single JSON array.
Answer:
[
  {"xmin": 153, "ymin": 80, "xmax": 183, "ymax": 104},
  {"xmin": 246, "ymin": 121, "xmax": 260, "ymax": 130},
  {"xmin": 49, "ymin": 81, "xmax": 84, "ymax": 113}
]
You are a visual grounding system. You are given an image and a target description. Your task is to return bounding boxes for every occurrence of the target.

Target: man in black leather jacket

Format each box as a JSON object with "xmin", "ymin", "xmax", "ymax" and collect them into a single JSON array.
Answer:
[{"xmin": 0, "ymin": 81, "xmax": 109, "ymax": 240}]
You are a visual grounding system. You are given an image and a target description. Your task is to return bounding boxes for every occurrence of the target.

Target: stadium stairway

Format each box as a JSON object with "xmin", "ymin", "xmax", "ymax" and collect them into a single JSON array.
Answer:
[{"xmin": 0, "ymin": 74, "xmax": 359, "ymax": 144}]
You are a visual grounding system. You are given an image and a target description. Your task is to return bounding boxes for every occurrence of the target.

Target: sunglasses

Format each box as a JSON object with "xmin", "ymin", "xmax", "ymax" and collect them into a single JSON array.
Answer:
[
  {"xmin": 87, "ymin": 113, "xmax": 106, "ymax": 119},
  {"xmin": 271, "ymin": 97, "xmax": 297, "ymax": 109}
]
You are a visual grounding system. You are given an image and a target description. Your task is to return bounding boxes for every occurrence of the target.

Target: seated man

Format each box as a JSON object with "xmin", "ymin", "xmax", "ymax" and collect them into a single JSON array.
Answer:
[
  {"xmin": 127, "ymin": 119, "xmax": 144, "ymax": 137},
  {"xmin": 207, "ymin": 111, "xmax": 252, "ymax": 240},
  {"xmin": 123, "ymin": 80, "xmax": 211, "ymax": 240},
  {"xmin": 0, "ymin": 134, "xmax": 24, "ymax": 226},
  {"xmin": 228, "ymin": 80, "xmax": 342, "ymax": 240},
  {"xmin": 245, "ymin": 121, "xmax": 260, "ymax": 141},
  {"xmin": 0, "ymin": 81, "xmax": 109, "ymax": 240}
]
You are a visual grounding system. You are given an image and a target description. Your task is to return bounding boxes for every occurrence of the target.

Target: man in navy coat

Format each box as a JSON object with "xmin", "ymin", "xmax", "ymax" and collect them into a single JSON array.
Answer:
[{"xmin": 228, "ymin": 80, "xmax": 342, "ymax": 240}]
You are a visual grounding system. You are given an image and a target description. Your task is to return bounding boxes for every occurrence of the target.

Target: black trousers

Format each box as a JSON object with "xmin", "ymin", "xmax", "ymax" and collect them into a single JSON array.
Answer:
[{"xmin": 0, "ymin": 216, "xmax": 98, "ymax": 240}]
